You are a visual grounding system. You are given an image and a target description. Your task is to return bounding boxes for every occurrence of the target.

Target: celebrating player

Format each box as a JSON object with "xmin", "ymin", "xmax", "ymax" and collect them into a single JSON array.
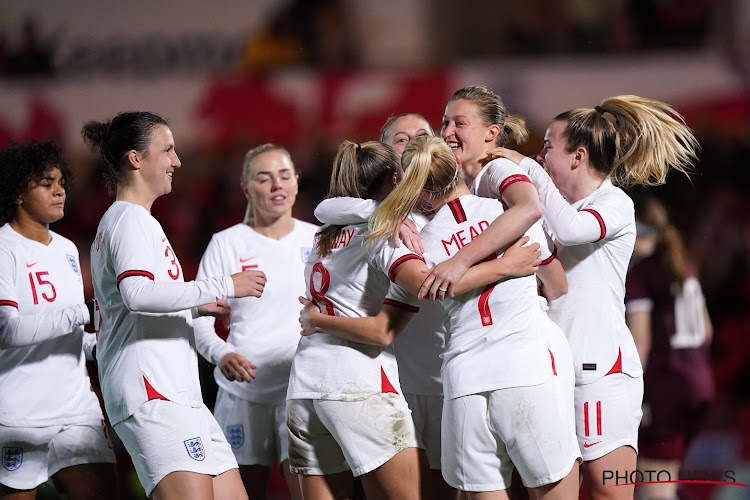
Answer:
[
  {"xmin": 84, "ymin": 111, "xmax": 266, "ymax": 500},
  {"xmin": 193, "ymin": 144, "xmax": 317, "ymax": 500}
]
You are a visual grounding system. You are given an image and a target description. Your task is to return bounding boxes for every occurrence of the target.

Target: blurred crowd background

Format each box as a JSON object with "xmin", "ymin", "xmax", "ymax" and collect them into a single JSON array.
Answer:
[{"xmin": 1, "ymin": 0, "xmax": 749, "ymax": 498}]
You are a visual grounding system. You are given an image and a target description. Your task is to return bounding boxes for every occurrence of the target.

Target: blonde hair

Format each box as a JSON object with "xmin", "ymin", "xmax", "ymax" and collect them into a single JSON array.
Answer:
[
  {"xmin": 316, "ymin": 140, "xmax": 402, "ymax": 257},
  {"xmin": 449, "ymin": 85, "xmax": 528, "ymax": 147},
  {"xmin": 369, "ymin": 136, "xmax": 460, "ymax": 242},
  {"xmin": 240, "ymin": 143, "xmax": 293, "ymax": 223},
  {"xmin": 555, "ymin": 95, "xmax": 698, "ymax": 186},
  {"xmin": 379, "ymin": 113, "xmax": 434, "ymax": 144}
]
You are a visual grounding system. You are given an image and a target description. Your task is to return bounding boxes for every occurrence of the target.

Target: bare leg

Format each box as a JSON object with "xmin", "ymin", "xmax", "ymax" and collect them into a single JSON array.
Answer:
[
  {"xmin": 153, "ymin": 470, "xmax": 214, "ymax": 500},
  {"xmin": 52, "ymin": 462, "xmax": 117, "ymax": 500},
  {"xmin": 0, "ymin": 484, "xmax": 36, "ymax": 500},
  {"xmin": 466, "ymin": 490, "xmax": 510, "ymax": 500},
  {"xmin": 359, "ymin": 447, "xmax": 422, "ymax": 500},
  {"xmin": 280, "ymin": 460, "xmax": 304, "ymax": 500},
  {"xmin": 299, "ymin": 471, "xmax": 353, "ymax": 500},
  {"xmin": 637, "ymin": 459, "xmax": 679, "ymax": 499},
  {"xmin": 583, "ymin": 447, "xmax": 637, "ymax": 500},
  {"xmin": 528, "ymin": 460, "xmax": 579, "ymax": 500},
  {"xmin": 213, "ymin": 468, "xmax": 249, "ymax": 500}
]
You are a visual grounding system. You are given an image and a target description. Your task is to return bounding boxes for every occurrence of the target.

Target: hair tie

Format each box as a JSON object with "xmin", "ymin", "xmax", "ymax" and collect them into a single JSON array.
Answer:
[
  {"xmin": 355, "ymin": 143, "xmax": 362, "ymax": 155},
  {"xmin": 594, "ymin": 105, "xmax": 605, "ymax": 115}
]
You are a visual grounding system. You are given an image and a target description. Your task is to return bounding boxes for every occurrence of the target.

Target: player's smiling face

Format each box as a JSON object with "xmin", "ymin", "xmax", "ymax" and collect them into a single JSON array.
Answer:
[
  {"xmin": 384, "ymin": 115, "xmax": 432, "ymax": 155},
  {"xmin": 17, "ymin": 166, "xmax": 66, "ymax": 225},
  {"xmin": 245, "ymin": 150, "xmax": 298, "ymax": 221},
  {"xmin": 537, "ymin": 120, "xmax": 577, "ymax": 192},
  {"xmin": 139, "ymin": 124, "xmax": 181, "ymax": 198},
  {"xmin": 441, "ymin": 99, "xmax": 491, "ymax": 175}
]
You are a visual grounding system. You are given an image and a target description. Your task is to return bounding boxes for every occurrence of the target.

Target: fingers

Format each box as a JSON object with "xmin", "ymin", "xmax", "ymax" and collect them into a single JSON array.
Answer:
[
  {"xmin": 221, "ymin": 355, "xmax": 256, "ymax": 383},
  {"xmin": 418, "ymin": 273, "xmax": 436, "ymax": 300}
]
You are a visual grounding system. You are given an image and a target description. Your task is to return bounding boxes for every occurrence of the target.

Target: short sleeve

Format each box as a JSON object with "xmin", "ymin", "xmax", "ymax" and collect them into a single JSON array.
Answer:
[{"xmin": 365, "ymin": 238, "xmax": 425, "ymax": 284}]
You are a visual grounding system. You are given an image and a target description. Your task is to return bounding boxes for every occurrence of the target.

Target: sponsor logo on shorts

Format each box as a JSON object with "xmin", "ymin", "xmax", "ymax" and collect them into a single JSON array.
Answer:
[
  {"xmin": 301, "ymin": 248, "xmax": 312, "ymax": 263},
  {"xmin": 183, "ymin": 437, "xmax": 205, "ymax": 461},
  {"xmin": 2, "ymin": 447, "xmax": 23, "ymax": 471},
  {"xmin": 66, "ymin": 254, "xmax": 82, "ymax": 277},
  {"xmin": 583, "ymin": 441, "xmax": 602, "ymax": 448},
  {"xmin": 227, "ymin": 425, "xmax": 244, "ymax": 450}
]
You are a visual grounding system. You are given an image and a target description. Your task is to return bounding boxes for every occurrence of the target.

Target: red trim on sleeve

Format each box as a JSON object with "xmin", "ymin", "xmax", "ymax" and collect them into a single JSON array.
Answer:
[
  {"xmin": 388, "ymin": 254, "xmax": 425, "ymax": 282},
  {"xmin": 605, "ymin": 348, "xmax": 622, "ymax": 376},
  {"xmin": 548, "ymin": 348, "xmax": 557, "ymax": 375},
  {"xmin": 116, "ymin": 270, "xmax": 155, "ymax": 288},
  {"xmin": 581, "ymin": 208, "xmax": 606, "ymax": 241},
  {"xmin": 498, "ymin": 174, "xmax": 532, "ymax": 198},
  {"xmin": 0, "ymin": 300, "xmax": 19, "ymax": 308},
  {"xmin": 448, "ymin": 199, "xmax": 467, "ymax": 223},
  {"xmin": 540, "ymin": 245, "xmax": 557, "ymax": 265},
  {"xmin": 143, "ymin": 375, "xmax": 170, "ymax": 401},
  {"xmin": 380, "ymin": 366, "xmax": 399, "ymax": 394},
  {"xmin": 383, "ymin": 298, "xmax": 419, "ymax": 313}
]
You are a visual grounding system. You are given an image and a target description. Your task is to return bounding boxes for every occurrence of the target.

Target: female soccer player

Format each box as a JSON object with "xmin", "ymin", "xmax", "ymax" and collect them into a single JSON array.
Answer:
[
  {"xmin": 490, "ymin": 95, "xmax": 698, "ymax": 500},
  {"xmin": 83, "ymin": 111, "xmax": 266, "ymax": 500},
  {"xmin": 626, "ymin": 195, "xmax": 713, "ymax": 500},
  {"xmin": 193, "ymin": 144, "xmax": 317, "ymax": 500},
  {"xmin": 308, "ymin": 136, "xmax": 580, "ymax": 500},
  {"xmin": 0, "ymin": 140, "xmax": 116, "ymax": 500},
  {"xmin": 288, "ymin": 140, "xmax": 539, "ymax": 500},
  {"xmin": 379, "ymin": 113, "xmax": 434, "ymax": 155}
]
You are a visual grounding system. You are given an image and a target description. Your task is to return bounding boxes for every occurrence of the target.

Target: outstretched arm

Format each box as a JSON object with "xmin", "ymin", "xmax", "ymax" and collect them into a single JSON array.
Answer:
[{"xmin": 0, "ymin": 302, "xmax": 89, "ymax": 349}]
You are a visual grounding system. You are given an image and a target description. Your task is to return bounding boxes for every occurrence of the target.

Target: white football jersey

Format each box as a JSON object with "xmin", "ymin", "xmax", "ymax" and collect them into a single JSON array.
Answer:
[
  {"xmin": 0, "ymin": 224, "xmax": 103, "ymax": 427},
  {"xmin": 287, "ymin": 222, "xmax": 421, "ymax": 401},
  {"xmin": 519, "ymin": 158, "xmax": 643, "ymax": 385},
  {"xmin": 92, "ymin": 201, "xmax": 218, "ymax": 425},
  {"xmin": 194, "ymin": 220, "xmax": 318, "ymax": 404},
  {"xmin": 420, "ymin": 196, "xmax": 554, "ymax": 400}
]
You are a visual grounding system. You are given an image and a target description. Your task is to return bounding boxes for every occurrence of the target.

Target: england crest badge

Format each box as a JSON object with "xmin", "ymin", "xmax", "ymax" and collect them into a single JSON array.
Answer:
[
  {"xmin": 2, "ymin": 447, "xmax": 23, "ymax": 471},
  {"xmin": 183, "ymin": 437, "xmax": 205, "ymax": 461},
  {"xmin": 66, "ymin": 254, "xmax": 81, "ymax": 277},
  {"xmin": 226, "ymin": 425, "xmax": 244, "ymax": 450},
  {"xmin": 301, "ymin": 248, "xmax": 312, "ymax": 263}
]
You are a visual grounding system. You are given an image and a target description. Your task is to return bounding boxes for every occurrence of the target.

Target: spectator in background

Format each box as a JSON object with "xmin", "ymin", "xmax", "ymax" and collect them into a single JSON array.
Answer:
[{"xmin": 626, "ymin": 194, "xmax": 714, "ymax": 500}]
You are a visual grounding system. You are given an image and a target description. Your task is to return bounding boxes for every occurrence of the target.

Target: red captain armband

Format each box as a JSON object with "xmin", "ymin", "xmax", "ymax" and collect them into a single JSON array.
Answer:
[
  {"xmin": 581, "ymin": 208, "xmax": 606, "ymax": 241},
  {"xmin": 116, "ymin": 270, "xmax": 155, "ymax": 288},
  {"xmin": 498, "ymin": 174, "xmax": 532, "ymax": 198}
]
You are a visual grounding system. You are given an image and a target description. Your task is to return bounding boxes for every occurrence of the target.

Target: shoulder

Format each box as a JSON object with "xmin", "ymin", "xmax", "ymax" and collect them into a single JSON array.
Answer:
[
  {"xmin": 212, "ymin": 223, "xmax": 249, "ymax": 241},
  {"xmin": 591, "ymin": 182, "xmax": 633, "ymax": 210},
  {"xmin": 49, "ymin": 229, "xmax": 76, "ymax": 249}
]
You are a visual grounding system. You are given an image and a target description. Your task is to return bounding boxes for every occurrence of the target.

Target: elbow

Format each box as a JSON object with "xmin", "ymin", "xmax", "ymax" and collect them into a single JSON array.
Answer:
[
  {"xmin": 375, "ymin": 332, "xmax": 396, "ymax": 347},
  {"xmin": 545, "ymin": 285, "xmax": 567, "ymax": 302},
  {"xmin": 527, "ymin": 201, "xmax": 542, "ymax": 224}
]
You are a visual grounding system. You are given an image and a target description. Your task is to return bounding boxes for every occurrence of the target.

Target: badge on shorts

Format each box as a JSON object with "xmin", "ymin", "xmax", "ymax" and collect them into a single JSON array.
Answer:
[
  {"xmin": 2, "ymin": 447, "xmax": 23, "ymax": 471},
  {"xmin": 226, "ymin": 425, "xmax": 244, "ymax": 450},
  {"xmin": 183, "ymin": 437, "xmax": 205, "ymax": 461},
  {"xmin": 301, "ymin": 248, "xmax": 312, "ymax": 263},
  {"xmin": 66, "ymin": 254, "xmax": 81, "ymax": 277}
]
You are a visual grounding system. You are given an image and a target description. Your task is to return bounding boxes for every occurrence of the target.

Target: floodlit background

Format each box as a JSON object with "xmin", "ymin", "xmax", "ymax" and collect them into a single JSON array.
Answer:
[{"xmin": 1, "ymin": 1, "xmax": 749, "ymax": 498}]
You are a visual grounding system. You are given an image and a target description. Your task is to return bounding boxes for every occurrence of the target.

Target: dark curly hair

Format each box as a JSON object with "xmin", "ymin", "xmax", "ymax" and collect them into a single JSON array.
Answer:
[{"xmin": 0, "ymin": 140, "xmax": 73, "ymax": 225}]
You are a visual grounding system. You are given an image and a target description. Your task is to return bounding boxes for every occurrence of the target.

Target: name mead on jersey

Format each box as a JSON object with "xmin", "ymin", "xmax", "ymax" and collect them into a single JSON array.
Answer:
[{"xmin": 442, "ymin": 221, "xmax": 489, "ymax": 256}]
